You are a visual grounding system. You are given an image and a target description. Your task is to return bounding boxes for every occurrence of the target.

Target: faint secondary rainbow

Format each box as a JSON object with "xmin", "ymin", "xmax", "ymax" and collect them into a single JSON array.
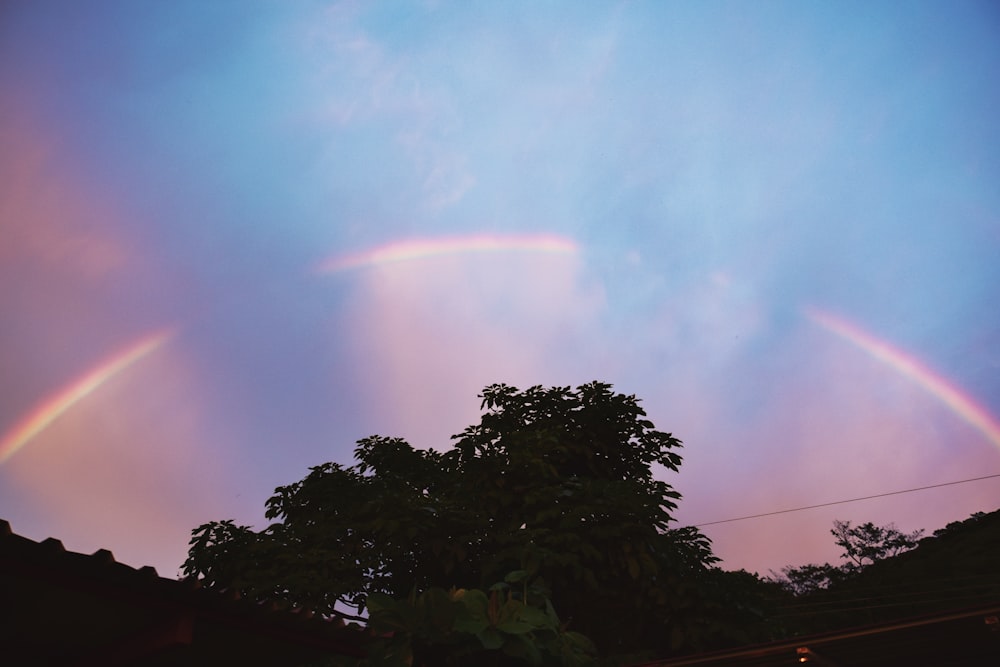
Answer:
[
  {"xmin": 805, "ymin": 307, "xmax": 1000, "ymax": 450},
  {"xmin": 315, "ymin": 233, "xmax": 579, "ymax": 273},
  {"xmin": 0, "ymin": 328, "xmax": 175, "ymax": 464}
]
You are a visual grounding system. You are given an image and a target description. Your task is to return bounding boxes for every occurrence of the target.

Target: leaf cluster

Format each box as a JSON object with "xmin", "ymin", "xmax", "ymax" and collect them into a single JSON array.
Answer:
[{"xmin": 339, "ymin": 571, "xmax": 596, "ymax": 667}]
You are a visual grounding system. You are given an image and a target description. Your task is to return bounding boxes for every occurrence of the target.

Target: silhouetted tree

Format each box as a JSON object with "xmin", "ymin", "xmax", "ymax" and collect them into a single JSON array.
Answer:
[
  {"xmin": 772, "ymin": 519, "xmax": 924, "ymax": 594},
  {"xmin": 830, "ymin": 519, "xmax": 923, "ymax": 571},
  {"xmin": 184, "ymin": 382, "xmax": 748, "ymax": 663},
  {"xmin": 770, "ymin": 562, "xmax": 847, "ymax": 596},
  {"xmin": 771, "ymin": 511, "xmax": 998, "ymax": 636}
]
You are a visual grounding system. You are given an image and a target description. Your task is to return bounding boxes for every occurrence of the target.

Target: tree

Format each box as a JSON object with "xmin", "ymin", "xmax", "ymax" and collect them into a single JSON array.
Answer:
[
  {"xmin": 831, "ymin": 519, "xmax": 923, "ymax": 570},
  {"xmin": 770, "ymin": 512, "xmax": 997, "ymax": 636},
  {"xmin": 770, "ymin": 562, "xmax": 847, "ymax": 596},
  {"xmin": 183, "ymin": 382, "xmax": 726, "ymax": 662},
  {"xmin": 771, "ymin": 519, "xmax": 924, "ymax": 595}
]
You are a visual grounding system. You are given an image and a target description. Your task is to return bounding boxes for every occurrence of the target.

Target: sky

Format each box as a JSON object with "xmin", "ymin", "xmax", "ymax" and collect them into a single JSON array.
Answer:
[{"xmin": 1, "ymin": 0, "xmax": 999, "ymax": 580}]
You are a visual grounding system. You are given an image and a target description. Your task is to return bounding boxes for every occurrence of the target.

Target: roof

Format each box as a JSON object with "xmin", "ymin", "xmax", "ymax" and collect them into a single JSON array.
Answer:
[
  {"xmin": 634, "ymin": 602, "xmax": 1000, "ymax": 666},
  {"xmin": 0, "ymin": 519, "xmax": 365, "ymax": 666}
]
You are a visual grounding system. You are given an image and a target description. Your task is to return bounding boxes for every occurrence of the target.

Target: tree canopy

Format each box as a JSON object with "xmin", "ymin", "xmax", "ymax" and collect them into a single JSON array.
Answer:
[
  {"xmin": 772, "ymin": 519, "xmax": 924, "ymax": 596},
  {"xmin": 183, "ymin": 382, "xmax": 748, "ymax": 662},
  {"xmin": 830, "ymin": 519, "xmax": 923, "ymax": 570}
]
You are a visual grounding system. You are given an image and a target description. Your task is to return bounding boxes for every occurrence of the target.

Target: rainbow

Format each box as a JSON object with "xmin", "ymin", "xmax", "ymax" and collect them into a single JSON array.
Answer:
[
  {"xmin": 805, "ymin": 307, "xmax": 1000, "ymax": 450},
  {"xmin": 0, "ymin": 328, "xmax": 175, "ymax": 464},
  {"xmin": 315, "ymin": 233, "xmax": 579, "ymax": 273}
]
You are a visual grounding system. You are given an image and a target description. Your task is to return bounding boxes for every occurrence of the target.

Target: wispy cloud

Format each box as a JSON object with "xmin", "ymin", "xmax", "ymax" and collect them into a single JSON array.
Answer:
[
  {"xmin": 303, "ymin": 4, "xmax": 477, "ymax": 212},
  {"xmin": 0, "ymin": 111, "xmax": 132, "ymax": 280}
]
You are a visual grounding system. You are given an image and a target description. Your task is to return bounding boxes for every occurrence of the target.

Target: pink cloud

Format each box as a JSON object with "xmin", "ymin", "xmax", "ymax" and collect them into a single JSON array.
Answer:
[
  {"xmin": 0, "ymin": 109, "xmax": 133, "ymax": 282},
  {"xmin": 338, "ymin": 248, "xmax": 606, "ymax": 447}
]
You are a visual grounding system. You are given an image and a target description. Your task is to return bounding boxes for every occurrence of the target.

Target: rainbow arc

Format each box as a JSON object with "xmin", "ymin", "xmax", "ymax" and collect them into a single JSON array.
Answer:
[
  {"xmin": 806, "ymin": 307, "xmax": 1000, "ymax": 450},
  {"xmin": 0, "ymin": 329, "xmax": 174, "ymax": 463},
  {"xmin": 315, "ymin": 233, "xmax": 578, "ymax": 273}
]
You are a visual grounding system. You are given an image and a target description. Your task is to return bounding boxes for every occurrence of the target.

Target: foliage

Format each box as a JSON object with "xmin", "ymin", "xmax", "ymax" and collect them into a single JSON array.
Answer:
[
  {"xmin": 682, "ymin": 568, "xmax": 786, "ymax": 649},
  {"xmin": 932, "ymin": 511, "xmax": 986, "ymax": 538},
  {"xmin": 327, "ymin": 572, "xmax": 596, "ymax": 667},
  {"xmin": 769, "ymin": 562, "xmax": 847, "ymax": 596},
  {"xmin": 770, "ymin": 519, "xmax": 923, "ymax": 596},
  {"xmin": 769, "ymin": 511, "xmax": 1000, "ymax": 636},
  {"xmin": 830, "ymin": 519, "xmax": 923, "ymax": 570},
  {"xmin": 183, "ymin": 382, "xmax": 729, "ymax": 660}
]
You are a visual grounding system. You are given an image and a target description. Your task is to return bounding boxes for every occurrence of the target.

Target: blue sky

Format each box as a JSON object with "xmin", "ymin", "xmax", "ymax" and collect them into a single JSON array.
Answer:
[{"xmin": 1, "ymin": 0, "xmax": 998, "ymax": 577}]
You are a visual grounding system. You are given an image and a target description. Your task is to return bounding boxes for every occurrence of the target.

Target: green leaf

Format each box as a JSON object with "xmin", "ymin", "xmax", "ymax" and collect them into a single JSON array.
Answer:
[
  {"xmin": 501, "ymin": 634, "xmax": 543, "ymax": 665},
  {"xmin": 452, "ymin": 589, "xmax": 490, "ymax": 635},
  {"xmin": 367, "ymin": 594, "xmax": 418, "ymax": 634},
  {"xmin": 504, "ymin": 569, "xmax": 530, "ymax": 583},
  {"xmin": 496, "ymin": 618, "xmax": 535, "ymax": 635},
  {"xmin": 517, "ymin": 605, "xmax": 553, "ymax": 629},
  {"xmin": 416, "ymin": 587, "xmax": 458, "ymax": 639},
  {"xmin": 543, "ymin": 599, "xmax": 560, "ymax": 626},
  {"xmin": 365, "ymin": 592, "xmax": 396, "ymax": 615},
  {"xmin": 476, "ymin": 627, "xmax": 505, "ymax": 650}
]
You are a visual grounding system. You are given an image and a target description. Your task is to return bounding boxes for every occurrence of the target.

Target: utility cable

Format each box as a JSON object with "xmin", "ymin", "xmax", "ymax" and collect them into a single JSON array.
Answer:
[{"xmin": 685, "ymin": 472, "xmax": 1000, "ymax": 528}]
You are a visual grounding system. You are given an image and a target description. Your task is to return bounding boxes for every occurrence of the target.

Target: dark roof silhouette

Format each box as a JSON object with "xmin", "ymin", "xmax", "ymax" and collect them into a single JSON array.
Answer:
[{"xmin": 0, "ymin": 519, "xmax": 364, "ymax": 666}]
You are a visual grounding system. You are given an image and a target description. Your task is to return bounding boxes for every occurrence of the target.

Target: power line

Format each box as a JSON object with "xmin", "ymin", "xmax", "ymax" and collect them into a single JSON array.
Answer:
[{"xmin": 686, "ymin": 473, "xmax": 1000, "ymax": 528}]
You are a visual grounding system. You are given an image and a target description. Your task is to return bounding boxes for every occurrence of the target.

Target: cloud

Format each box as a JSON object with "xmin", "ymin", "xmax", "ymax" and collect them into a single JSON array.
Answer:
[
  {"xmin": 336, "ymin": 244, "xmax": 605, "ymax": 447},
  {"xmin": 301, "ymin": 3, "xmax": 476, "ymax": 213},
  {"xmin": 0, "ymin": 110, "xmax": 132, "ymax": 281}
]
